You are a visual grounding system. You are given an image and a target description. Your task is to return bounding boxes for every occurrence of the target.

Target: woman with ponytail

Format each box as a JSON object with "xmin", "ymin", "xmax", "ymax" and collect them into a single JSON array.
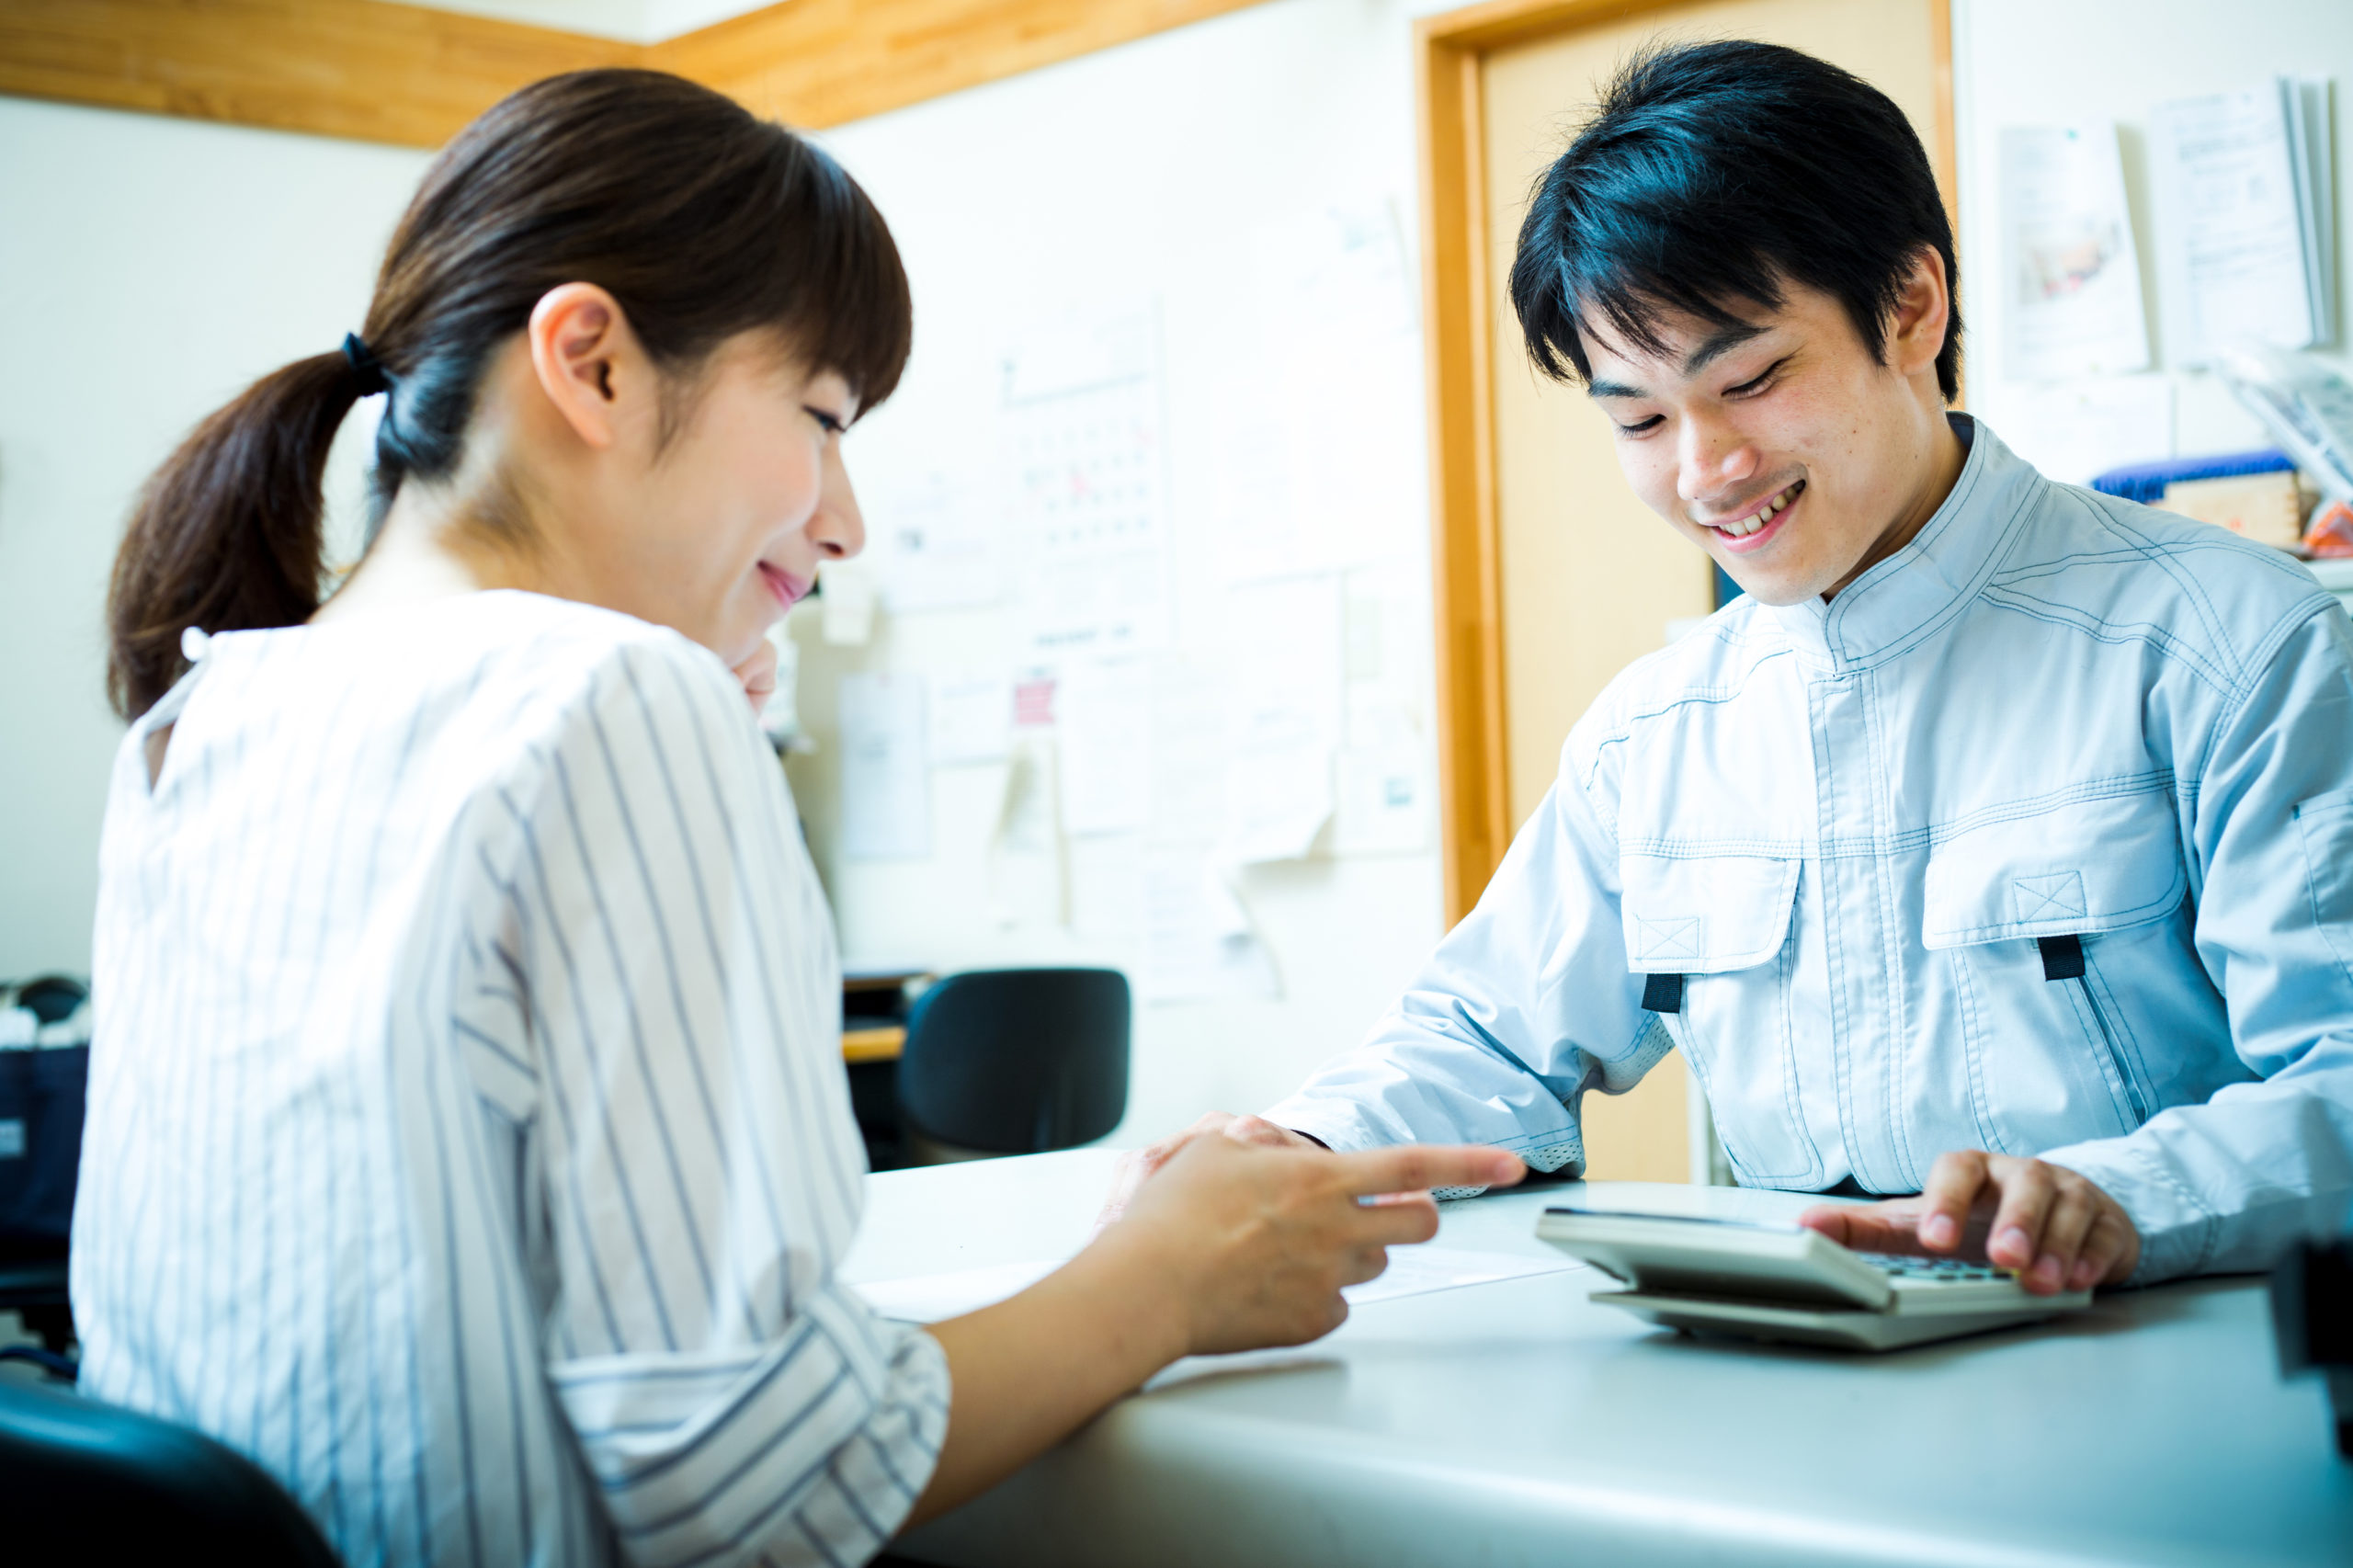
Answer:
[{"xmin": 77, "ymin": 69, "xmax": 1517, "ymax": 1567}]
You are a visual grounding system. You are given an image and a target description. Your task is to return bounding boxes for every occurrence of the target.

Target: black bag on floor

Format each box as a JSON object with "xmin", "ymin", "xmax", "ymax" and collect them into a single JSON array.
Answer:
[{"xmin": 0, "ymin": 976, "xmax": 91, "ymax": 1254}]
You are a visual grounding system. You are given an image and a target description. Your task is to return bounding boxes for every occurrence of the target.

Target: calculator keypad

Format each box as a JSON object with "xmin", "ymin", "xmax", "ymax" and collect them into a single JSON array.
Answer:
[{"xmin": 1855, "ymin": 1254, "xmax": 2012, "ymax": 1282}]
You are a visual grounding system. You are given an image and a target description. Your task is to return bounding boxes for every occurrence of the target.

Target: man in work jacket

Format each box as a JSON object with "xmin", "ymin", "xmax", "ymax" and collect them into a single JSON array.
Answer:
[{"xmin": 1118, "ymin": 40, "xmax": 2353, "ymax": 1292}]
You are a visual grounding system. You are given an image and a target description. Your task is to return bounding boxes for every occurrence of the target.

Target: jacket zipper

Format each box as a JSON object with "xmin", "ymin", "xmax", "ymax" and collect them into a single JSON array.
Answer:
[{"xmin": 2038, "ymin": 935, "xmax": 2148, "ymax": 1127}]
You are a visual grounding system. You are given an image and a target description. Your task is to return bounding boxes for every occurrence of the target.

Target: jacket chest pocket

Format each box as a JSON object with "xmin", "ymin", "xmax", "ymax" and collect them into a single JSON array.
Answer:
[
  {"xmin": 1921, "ymin": 790, "xmax": 2184, "ymax": 1150},
  {"xmin": 1621, "ymin": 853, "xmax": 1820, "ymax": 1185}
]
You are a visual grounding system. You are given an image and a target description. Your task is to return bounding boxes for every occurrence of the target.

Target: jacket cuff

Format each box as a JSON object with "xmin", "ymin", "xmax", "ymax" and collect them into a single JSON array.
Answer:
[{"xmin": 2038, "ymin": 1137, "xmax": 2218, "ymax": 1286}]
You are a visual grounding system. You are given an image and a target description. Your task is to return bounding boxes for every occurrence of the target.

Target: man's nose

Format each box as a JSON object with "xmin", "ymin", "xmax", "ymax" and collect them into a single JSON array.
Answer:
[{"xmin": 1677, "ymin": 415, "xmax": 1760, "ymax": 505}]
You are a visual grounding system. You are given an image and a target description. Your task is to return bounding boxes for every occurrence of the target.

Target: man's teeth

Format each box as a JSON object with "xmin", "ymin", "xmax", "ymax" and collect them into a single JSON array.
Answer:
[{"xmin": 1718, "ymin": 483, "xmax": 1799, "ymax": 537}]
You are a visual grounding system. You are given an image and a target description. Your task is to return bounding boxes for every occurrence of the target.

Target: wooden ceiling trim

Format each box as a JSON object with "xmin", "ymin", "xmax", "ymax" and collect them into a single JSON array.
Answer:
[{"xmin": 0, "ymin": 0, "xmax": 1275, "ymax": 149}]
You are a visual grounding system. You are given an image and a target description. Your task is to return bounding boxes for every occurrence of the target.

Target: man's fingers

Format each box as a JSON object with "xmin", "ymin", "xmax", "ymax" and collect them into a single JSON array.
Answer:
[
  {"xmin": 1916, "ymin": 1149, "xmax": 1991, "ymax": 1252},
  {"xmin": 2030, "ymin": 1183, "xmax": 2100, "ymax": 1295},
  {"xmin": 1334, "ymin": 1144, "xmax": 1525, "ymax": 1199},
  {"xmin": 1984, "ymin": 1158, "xmax": 2057, "ymax": 1271},
  {"xmin": 2076, "ymin": 1210, "xmax": 2137, "ymax": 1290},
  {"xmin": 1800, "ymin": 1199, "xmax": 1926, "ymax": 1256}
]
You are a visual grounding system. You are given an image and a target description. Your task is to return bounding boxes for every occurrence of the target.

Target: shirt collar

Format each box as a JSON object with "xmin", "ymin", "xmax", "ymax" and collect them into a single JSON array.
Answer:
[{"xmin": 1756, "ymin": 415, "xmax": 2040, "ymax": 673}]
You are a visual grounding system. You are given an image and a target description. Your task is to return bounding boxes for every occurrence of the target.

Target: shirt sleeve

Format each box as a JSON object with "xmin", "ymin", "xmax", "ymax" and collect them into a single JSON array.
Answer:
[
  {"xmin": 480, "ymin": 633, "xmax": 949, "ymax": 1568},
  {"xmin": 2042, "ymin": 608, "xmax": 2353, "ymax": 1283},
  {"xmin": 1263, "ymin": 750, "xmax": 1664, "ymax": 1176}
]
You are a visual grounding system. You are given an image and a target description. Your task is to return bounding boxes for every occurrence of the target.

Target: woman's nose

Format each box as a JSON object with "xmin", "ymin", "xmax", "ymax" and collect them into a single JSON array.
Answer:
[{"xmin": 809, "ymin": 439, "xmax": 866, "ymax": 561}]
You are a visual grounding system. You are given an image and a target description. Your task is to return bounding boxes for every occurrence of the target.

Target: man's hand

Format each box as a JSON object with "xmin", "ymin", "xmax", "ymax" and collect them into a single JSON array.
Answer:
[
  {"xmin": 732, "ymin": 636, "xmax": 779, "ymax": 721},
  {"xmin": 1798, "ymin": 1150, "xmax": 2141, "ymax": 1295},
  {"xmin": 1097, "ymin": 1111, "xmax": 1325, "ymax": 1228}
]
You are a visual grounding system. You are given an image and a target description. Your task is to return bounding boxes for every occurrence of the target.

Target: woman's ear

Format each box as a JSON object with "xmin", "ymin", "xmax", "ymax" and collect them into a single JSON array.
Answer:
[{"xmin": 525, "ymin": 282, "xmax": 644, "ymax": 451}]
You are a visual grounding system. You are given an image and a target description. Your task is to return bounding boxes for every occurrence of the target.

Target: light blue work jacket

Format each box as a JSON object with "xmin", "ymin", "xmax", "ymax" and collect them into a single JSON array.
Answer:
[{"xmin": 1268, "ymin": 418, "xmax": 2353, "ymax": 1282}]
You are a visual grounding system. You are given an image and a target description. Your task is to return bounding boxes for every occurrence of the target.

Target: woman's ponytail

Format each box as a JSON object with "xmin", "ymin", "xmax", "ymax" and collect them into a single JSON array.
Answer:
[
  {"xmin": 105, "ymin": 67, "xmax": 911, "ymax": 722},
  {"xmin": 105, "ymin": 352, "xmax": 365, "ymax": 720}
]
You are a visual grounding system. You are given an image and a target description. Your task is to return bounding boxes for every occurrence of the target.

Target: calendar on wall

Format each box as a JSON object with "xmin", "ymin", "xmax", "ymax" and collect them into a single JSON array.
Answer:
[{"xmin": 1001, "ymin": 306, "xmax": 1173, "ymax": 654}]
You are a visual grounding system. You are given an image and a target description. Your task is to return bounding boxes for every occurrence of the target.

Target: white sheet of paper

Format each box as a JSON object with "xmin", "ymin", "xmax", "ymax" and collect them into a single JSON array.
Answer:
[
  {"xmin": 931, "ymin": 675, "xmax": 1013, "ymax": 767},
  {"xmin": 1059, "ymin": 656, "xmax": 1153, "ymax": 837},
  {"xmin": 819, "ymin": 560, "xmax": 879, "ymax": 646},
  {"xmin": 1184, "ymin": 202, "xmax": 1423, "ymax": 583},
  {"xmin": 1996, "ymin": 124, "xmax": 2150, "ymax": 381},
  {"xmin": 1140, "ymin": 847, "xmax": 1279, "ymax": 1004},
  {"xmin": 2152, "ymin": 85, "xmax": 2320, "ymax": 364},
  {"xmin": 1986, "ymin": 374, "xmax": 2174, "ymax": 485},
  {"xmin": 838, "ymin": 672, "xmax": 930, "ymax": 861},
  {"xmin": 1334, "ymin": 744, "xmax": 1429, "ymax": 857},
  {"xmin": 986, "ymin": 732, "xmax": 1065, "ymax": 928},
  {"xmin": 1004, "ymin": 307, "xmax": 1174, "ymax": 656},
  {"xmin": 864, "ymin": 468, "xmax": 1001, "ymax": 612},
  {"xmin": 1218, "ymin": 576, "xmax": 1342, "ymax": 864},
  {"xmin": 1147, "ymin": 662, "xmax": 1230, "ymax": 846},
  {"xmin": 852, "ymin": 1245, "xmax": 1584, "ymax": 1324}
]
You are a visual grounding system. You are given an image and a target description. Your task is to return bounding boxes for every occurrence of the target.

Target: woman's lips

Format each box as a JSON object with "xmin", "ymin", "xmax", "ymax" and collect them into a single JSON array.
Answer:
[{"xmin": 757, "ymin": 562, "xmax": 812, "ymax": 608}]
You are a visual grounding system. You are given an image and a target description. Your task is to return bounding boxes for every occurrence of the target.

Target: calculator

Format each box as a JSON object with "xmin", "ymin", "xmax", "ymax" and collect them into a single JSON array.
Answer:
[{"xmin": 1535, "ymin": 1207, "xmax": 2095, "ymax": 1351}]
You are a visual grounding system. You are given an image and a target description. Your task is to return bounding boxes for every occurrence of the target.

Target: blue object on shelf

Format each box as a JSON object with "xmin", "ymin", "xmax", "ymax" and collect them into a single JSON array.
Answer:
[{"xmin": 2090, "ymin": 449, "xmax": 2294, "ymax": 505}]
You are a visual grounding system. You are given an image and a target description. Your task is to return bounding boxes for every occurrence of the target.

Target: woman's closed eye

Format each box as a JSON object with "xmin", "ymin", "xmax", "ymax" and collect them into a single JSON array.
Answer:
[{"xmin": 804, "ymin": 404, "xmax": 847, "ymax": 437}]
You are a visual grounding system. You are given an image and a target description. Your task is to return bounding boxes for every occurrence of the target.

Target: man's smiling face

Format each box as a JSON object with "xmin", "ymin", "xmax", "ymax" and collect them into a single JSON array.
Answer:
[{"xmin": 1583, "ymin": 256, "xmax": 1961, "ymax": 607}]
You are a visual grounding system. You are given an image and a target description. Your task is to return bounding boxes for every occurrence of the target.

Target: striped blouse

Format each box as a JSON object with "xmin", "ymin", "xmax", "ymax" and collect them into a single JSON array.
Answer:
[{"xmin": 72, "ymin": 591, "xmax": 948, "ymax": 1568}]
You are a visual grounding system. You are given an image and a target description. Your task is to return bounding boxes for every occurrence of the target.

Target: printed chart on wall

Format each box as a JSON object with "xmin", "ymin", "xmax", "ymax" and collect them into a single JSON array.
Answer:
[{"xmin": 1003, "ymin": 306, "xmax": 1174, "ymax": 658}]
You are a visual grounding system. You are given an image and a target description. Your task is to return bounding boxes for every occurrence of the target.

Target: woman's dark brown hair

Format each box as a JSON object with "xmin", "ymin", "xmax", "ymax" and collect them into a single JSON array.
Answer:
[{"xmin": 107, "ymin": 68, "xmax": 912, "ymax": 720}]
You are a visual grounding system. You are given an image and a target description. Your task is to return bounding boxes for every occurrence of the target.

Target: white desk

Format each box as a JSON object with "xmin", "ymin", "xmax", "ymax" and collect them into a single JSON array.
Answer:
[{"xmin": 841, "ymin": 1149, "xmax": 2353, "ymax": 1568}]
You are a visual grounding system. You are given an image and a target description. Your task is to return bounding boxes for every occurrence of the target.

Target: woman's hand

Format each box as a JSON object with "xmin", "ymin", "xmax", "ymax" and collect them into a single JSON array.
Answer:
[
  {"xmin": 908, "ymin": 1137, "xmax": 1524, "ymax": 1526},
  {"xmin": 1096, "ymin": 1110, "xmax": 1326, "ymax": 1228},
  {"xmin": 731, "ymin": 636, "xmax": 779, "ymax": 720},
  {"xmin": 1105, "ymin": 1134, "xmax": 1527, "ymax": 1355},
  {"xmin": 1798, "ymin": 1150, "xmax": 2141, "ymax": 1295}
]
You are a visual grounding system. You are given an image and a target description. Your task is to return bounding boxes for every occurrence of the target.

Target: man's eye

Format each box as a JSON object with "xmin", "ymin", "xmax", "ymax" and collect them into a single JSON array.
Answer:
[
  {"xmin": 1614, "ymin": 415, "xmax": 1665, "ymax": 437},
  {"xmin": 1725, "ymin": 358, "xmax": 1788, "ymax": 398}
]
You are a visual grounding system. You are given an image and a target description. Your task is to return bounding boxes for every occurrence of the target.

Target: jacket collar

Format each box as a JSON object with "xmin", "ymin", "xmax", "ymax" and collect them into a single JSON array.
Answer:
[{"xmin": 1756, "ymin": 415, "xmax": 2041, "ymax": 673}]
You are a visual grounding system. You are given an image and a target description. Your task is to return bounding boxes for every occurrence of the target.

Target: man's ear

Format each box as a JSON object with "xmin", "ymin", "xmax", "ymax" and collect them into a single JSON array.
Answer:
[
  {"xmin": 525, "ymin": 282, "xmax": 643, "ymax": 451},
  {"xmin": 1886, "ymin": 247, "xmax": 1951, "ymax": 381}
]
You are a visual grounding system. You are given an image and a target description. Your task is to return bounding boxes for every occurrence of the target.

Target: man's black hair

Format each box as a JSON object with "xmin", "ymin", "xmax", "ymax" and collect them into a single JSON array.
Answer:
[{"xmin": 1509, "ymin": 40, "xmax": 1961, "ymax": 401}]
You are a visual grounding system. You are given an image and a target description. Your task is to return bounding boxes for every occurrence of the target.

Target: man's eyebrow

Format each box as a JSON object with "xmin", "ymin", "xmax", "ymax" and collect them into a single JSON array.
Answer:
[
  {"xmin": 1680, "ymin": 322, "xmax": 1770, "ymax": 376},
  {"xmin": 1586, "ymin": 379, "xmax": 1644, "ymax": 400}
]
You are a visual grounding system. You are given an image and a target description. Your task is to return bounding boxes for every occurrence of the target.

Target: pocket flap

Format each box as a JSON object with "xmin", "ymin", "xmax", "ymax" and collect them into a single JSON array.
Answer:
[
  {"xmin": 1620, "ymin": 855, "xmax": 1800, "ymax": 973},
  {"xmin": 1922, "ymin": 790, "xmax": 2185, "ymax": 950}
]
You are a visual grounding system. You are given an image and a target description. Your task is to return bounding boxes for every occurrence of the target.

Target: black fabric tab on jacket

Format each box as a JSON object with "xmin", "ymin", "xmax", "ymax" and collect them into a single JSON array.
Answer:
[
  {"xmin": 2038, "ymin": 934, "xmax": 2086, "ymax": 982},
  {"xmin": 1642, "ymin": 972, "xmax": 1686, "ymax": 1014}
]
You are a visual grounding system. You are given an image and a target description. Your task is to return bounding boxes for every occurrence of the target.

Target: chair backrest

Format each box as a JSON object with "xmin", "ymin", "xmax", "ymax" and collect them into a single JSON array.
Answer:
[
  {"xmin": 896, "ymin": 968, "xmax": 1130, "ymax": 1155},
  {"xmin": 0, "ymin": 1379, "xmax": 342, "ymax": 1565}
]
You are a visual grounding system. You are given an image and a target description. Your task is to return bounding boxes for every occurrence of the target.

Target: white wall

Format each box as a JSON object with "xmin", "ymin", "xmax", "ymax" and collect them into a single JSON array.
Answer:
[
  {"xmin": 1954, "ymin": 0, "xmax": 2353, "ymax": 454},
  {"xmin": 0, "ymin": 98, "xmax": 426, "ymax": 977}
]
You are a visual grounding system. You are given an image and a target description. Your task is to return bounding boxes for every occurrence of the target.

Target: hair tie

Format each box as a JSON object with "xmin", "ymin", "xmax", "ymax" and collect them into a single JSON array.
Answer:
[{"xmin": 341, "ymin": 332, "xmax": 391, "ymax": 397}]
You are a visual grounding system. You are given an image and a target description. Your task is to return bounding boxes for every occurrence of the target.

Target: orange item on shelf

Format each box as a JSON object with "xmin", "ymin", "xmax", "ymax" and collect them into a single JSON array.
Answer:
[{"xmin": 2303, "ymin": 500, "xmax": 2353, "ymax": 559}]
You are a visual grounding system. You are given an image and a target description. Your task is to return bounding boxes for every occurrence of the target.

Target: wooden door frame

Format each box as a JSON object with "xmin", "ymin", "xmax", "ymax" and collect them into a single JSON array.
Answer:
[{"xmin": 1415, "ymin": 0, "xmax": 1955, "ymax": 925}]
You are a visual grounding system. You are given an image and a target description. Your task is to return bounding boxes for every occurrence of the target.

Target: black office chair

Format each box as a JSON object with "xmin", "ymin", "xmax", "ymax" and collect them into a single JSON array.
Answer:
[
  {"xmin": 895, "ymin": 968, "xmax": 1130, "ymax": 1161},
  {"xmin": 0, "ymin": 1378, "xmax": 342, "ymax": 1564}
]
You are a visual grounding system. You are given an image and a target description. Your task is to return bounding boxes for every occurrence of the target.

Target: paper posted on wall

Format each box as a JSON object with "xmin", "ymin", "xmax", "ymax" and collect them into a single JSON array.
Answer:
[
  {"xmin": 930, "ymin": 674, "xmax": 1013, "ymax": 766},
  {"xmin": 1986, "ymin": 374, "xmax": 2174, "ymax": 486},
  {"xmin": 1140, "ymin": 849, "xmax": 1278, "ymax": 1004},
  {"xmin": 1185, "ymin": 201, "xmax": 1424, "ymax": 584},
  {"xmin": 1996, "ymin": 124, "xmax": 2149, "ymax": 381},
  {"xmin": 2151, "ymin": 79, "xmax": 2336, "ymax": 365},
  {"xmin": 987, "ymin": 730, "xmax": 1065, "ymax": 928},
  {"xmin": 861, "ymin": 467, "xmax": 1001, "ymax": 612},
  {"xmin": 838, "ymin": 672, "xmax": 929, "ymax": 860},
  {"xmin": 1218, "ymin": 576, "xmax": 1343, "ymax": 864},
  {"xmin": 1002, "ymin": 306, "xmax": 1174, "ymax": 657}
]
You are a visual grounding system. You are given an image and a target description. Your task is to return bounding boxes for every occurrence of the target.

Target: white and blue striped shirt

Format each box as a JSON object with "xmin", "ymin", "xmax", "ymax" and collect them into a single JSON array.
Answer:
[{"xmin": 73, "ymin": 590, "xmax": 949, "ymax": 1568}]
